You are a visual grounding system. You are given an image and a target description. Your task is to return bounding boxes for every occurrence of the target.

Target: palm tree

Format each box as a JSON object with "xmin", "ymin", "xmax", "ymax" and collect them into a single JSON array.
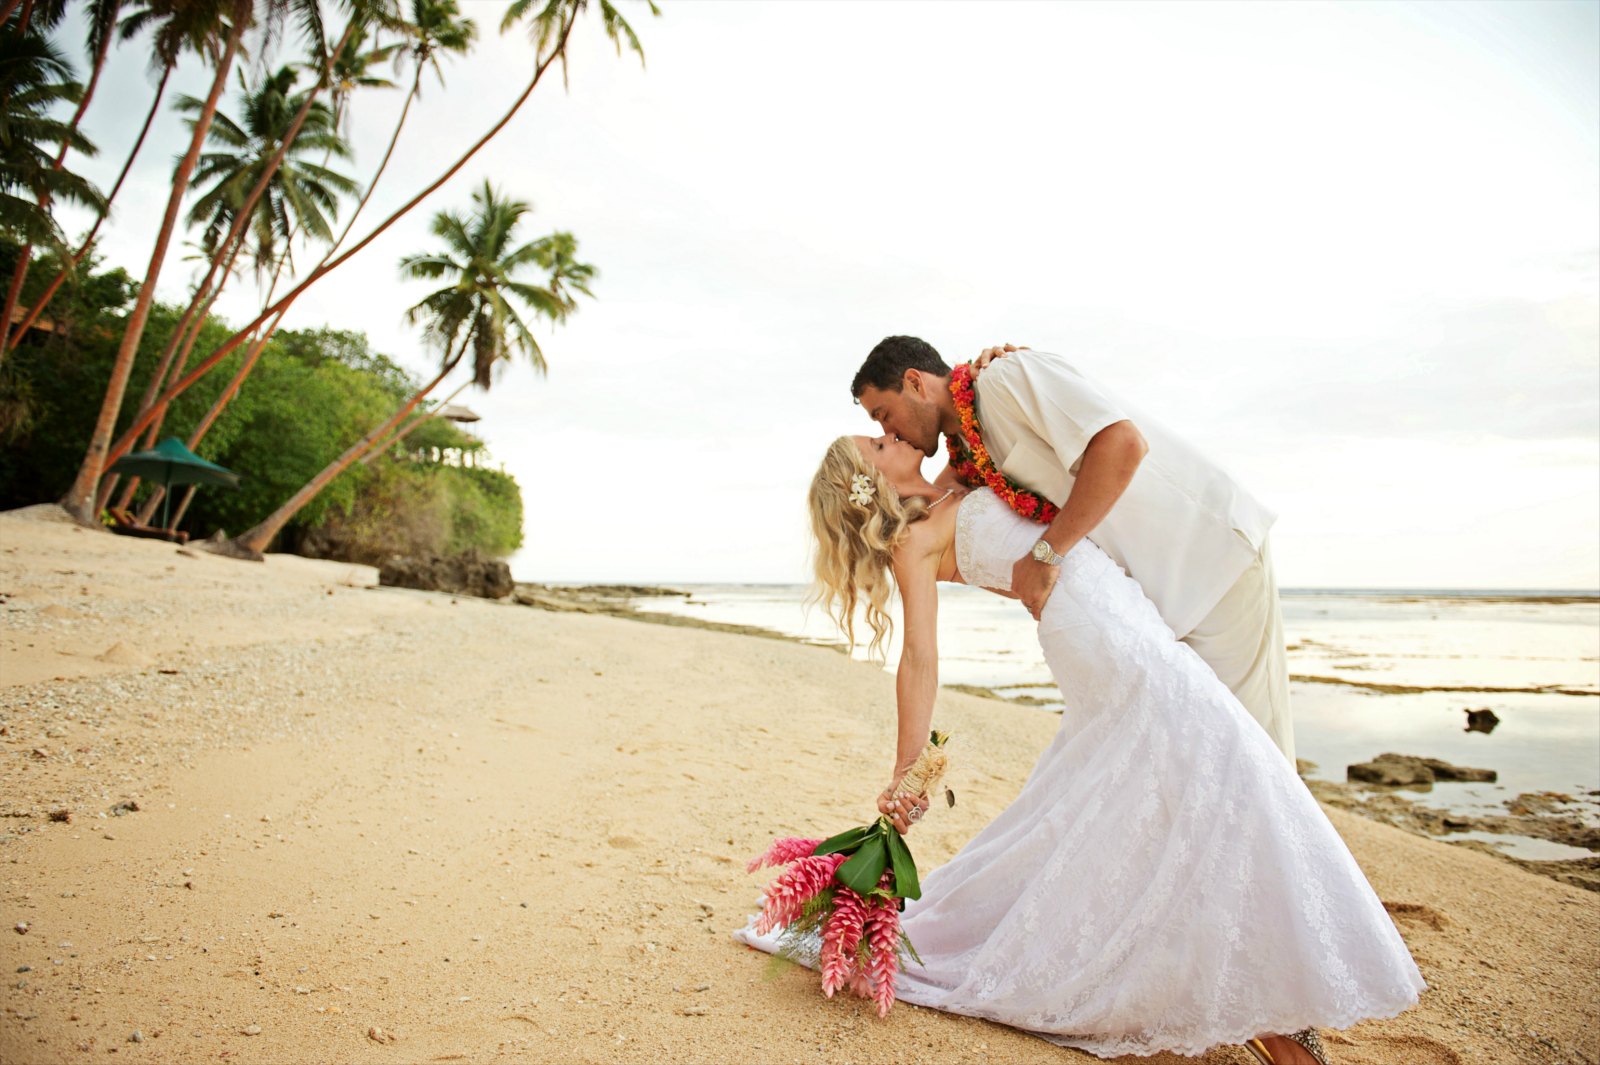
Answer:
[
  {"xmin": 98, "ymin": 0, "xmax": 652, "ymax": 479},
  {"xmin": 185, "ymin": 65, "xmax": 357, "ymax": 280},
  {"xmin": 0, "ymin": 0, "xmax": 121, "ymax": 363},
  {"xmin": 325, "ymin": 21, "xmax": 399, "ymax": 136},
  {"xmin": 3, "ymin": 0, "xmax": 66, "ymax": 35},
  {"xmin": 6, "ymin": 1, "xmax": 185, "ymax": 353},
  {"xmin": 404, "ymin": 0, "xmax": 475, "ymax": 88},
  {"xmin": 0, "ymin": 18, "xmax": 104, "ymax": 362},
  {"xmin": 503, "ymin": 0, "xmax": 654, "ymax": 85},
  {"xmin": 159, "ymin": 0, "xmax": 478, "ymax": 531},
  {"xmin": 314, "ymin": 0, "xmax": 477, "ymax": 267},
  {"xmin": 60, "ymin": 0, "xmax": 369, "ymax": 524},
  {"xmin": 113, "ymin": 63, "xmax": 357, "ymax": 516},
  {"xmin": 58, "ymin": 0, "xmax": 254, "ymax": 524},
  {"xmin": 222, "ymin": 181, "xmax": 594, "ymax": 558},
  {"xmin": 397, "ymin": 181, "xmax": 582, "ymax": 385}
]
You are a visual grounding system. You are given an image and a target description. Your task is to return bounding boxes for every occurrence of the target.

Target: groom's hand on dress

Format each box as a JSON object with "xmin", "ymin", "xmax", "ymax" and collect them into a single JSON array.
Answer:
[{"xmin": 1013, "ymin": 556, "xmax": 1059, "ymax": 620}]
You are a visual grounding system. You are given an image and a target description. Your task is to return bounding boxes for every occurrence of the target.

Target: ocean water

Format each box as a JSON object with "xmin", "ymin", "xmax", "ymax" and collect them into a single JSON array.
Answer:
[{"xmin": 631, "ymin": 584, "xmax": 1600, "ymax": 854}]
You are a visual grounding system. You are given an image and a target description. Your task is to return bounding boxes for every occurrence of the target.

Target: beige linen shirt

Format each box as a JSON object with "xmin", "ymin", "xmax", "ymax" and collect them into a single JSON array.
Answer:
[{"xmin": 970, "ymin": 351, "xmax": 1276, "ymax": 639}]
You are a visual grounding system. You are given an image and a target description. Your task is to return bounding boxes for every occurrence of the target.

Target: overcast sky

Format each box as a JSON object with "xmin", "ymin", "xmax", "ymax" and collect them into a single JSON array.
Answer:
[{"xmin": 58, "ymin": 0, "xmax": 1599, "ymax": 588}]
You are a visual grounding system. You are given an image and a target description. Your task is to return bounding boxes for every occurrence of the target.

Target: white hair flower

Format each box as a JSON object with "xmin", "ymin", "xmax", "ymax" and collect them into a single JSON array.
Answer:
[{"xmin": 848, "ymin": 473, "xmax": 877, "ymax": 508}]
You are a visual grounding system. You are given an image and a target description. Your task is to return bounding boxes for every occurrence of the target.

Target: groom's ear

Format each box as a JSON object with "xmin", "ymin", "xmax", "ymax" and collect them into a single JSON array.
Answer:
[{"xmin": 903, "ymin": 368, "xmax": 923, "ymax": 396}]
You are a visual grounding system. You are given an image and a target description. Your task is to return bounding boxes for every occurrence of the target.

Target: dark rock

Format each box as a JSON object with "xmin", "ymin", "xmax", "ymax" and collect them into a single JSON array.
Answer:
[
  {"xmin": 379, "ymin": 551, "xmax": 513, "ymax": 600},
  {"xmin": 512, "ymin": 588, "xmax": 600, "ymax": 612},
  {"xmin": 1506, "ymin": 791, "xmax": 1576, "ymax": 816},
  {"xmin": 1464, "ymin": 707, "xmax": 1501, "ymax": 734},
  {"xmin": 1409, "ymin": 755, "xmax": 1497, "ymax": 783},
  {"xmin": 560, "ymin": 584, "xmax": 691, "ymax": 599},
  {"xmin": 1348, "ymin": 753, "xmax": 1497, "ymax": 786},
  {"xmin": 1511, "ymin": 856, "xmax": 1600, "ymax": 894},
  {"xmin": 1306, "ymin": 776, "xmax": 1600, "ymax": 890},
  {"xmin": 1348, "ymin": 758, "xmax": 1435, "ymax": 787}
]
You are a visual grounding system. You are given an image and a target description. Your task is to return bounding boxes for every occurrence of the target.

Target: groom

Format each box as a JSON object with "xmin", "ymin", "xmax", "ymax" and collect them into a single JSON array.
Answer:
[{"xmin": 852, "ymin": 336, "xmax": 1294, "ymax": 763}]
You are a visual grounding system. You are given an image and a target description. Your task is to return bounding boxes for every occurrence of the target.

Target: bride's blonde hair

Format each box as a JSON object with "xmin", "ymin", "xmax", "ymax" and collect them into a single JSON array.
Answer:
[{"xmin": 808, "ymin": 436, "xmax": 930, "ymax": 661}]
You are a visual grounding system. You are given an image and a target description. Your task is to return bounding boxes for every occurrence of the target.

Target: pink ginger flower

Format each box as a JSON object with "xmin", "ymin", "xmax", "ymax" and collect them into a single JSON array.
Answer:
[
  {"xmin": 864, "ymin": 897, "xmax": 902, "ymax": 1018},
  {"xmin": 755, "ymin": 852, "xmax": 846, "ymax": 934},
  {"xmin": 819, "ymin": 887, "xmax": 868, "ymax": 997},
  {"xmin": 846, "ymin": 967, "xmax": 874, "ymax": 1001},
  {"xmin": 745, "ymin": 836, "xmax": 823, "ymax": 874}
]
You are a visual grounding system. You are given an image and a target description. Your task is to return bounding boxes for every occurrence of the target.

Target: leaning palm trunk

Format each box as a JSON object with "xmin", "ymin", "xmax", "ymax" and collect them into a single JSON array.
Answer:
[
  {"xmin": 66, "ymin": 9, "xmax": 351, "ymax": 522},
  {"xmin": 124, "ymin": 11, "xmax": 360, "ymax": 436},
  {"xmin": 59, "ymin": 0, "xmax": 249, "ymax": 525},
  {"xmin": 159, "ymin": 61, "xmax": 425, "ymax": 514},
  {"xmin": 99, "ymin": 10, "xmax": 580, "ymax": 474},
  {"xmin": 223, "ymin": 334, "xmax": 470, "ymax": 558},
  {"xmin": 111, "ymin": 230, "xmax": 250, "ymax": 515},
  {"xmin": 147, "ymin": 255, "xmax": 297, "ymax": 527},
  {"xmin": 152, "ymin": 316, "xmax": 281, "ymax": 527},
  {"xmin": 128, "ymin": 225, "xmax": 251, "ymax": 443},
  {"xmin": 357, "ymin": 378, "xmax": 470, "ymax": 467},
  {"xmin": 168, "ymin": 358, "xmax": 465, "ymax": 534},
  {"xmin": 156, "ymin": 309, "xmax": 287, "ymax": 530},
  {"xmin": 0, "ymin": 15, "xmax": 115, "ymax": 363},
  {"xmin": 6, "ymin": 68, "xmax": 170, "ymax": 351}
]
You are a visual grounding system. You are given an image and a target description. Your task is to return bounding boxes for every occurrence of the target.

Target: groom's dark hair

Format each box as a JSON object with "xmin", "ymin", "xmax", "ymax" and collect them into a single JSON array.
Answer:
[{"xmin": 851, "ymin": 336, "xmax": 951, "ymax": 399}]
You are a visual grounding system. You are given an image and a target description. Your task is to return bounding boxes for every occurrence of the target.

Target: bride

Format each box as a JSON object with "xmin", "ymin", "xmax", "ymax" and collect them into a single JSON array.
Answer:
[{"xmin": 735, "ymin": 432, "xmax": 1424, "ymax": 1065}]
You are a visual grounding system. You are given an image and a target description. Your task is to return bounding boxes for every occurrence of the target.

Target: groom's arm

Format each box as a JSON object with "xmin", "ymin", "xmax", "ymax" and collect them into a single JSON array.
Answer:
[
  {"xmin": 1013, "ymin": 420, "xmax": 1147, "ymax": 616},
  {"xmin": 981, "ymin": 354, "xmax": 1149, "ymax": 618}
]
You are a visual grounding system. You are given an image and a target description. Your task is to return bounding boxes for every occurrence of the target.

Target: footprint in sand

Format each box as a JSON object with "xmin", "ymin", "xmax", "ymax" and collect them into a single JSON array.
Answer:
[
  {"xmin": 1340, "ymin": 1033, "xmax": 1464, "ymax": 1065},
  {"xmin": 1382, "ymin": 901, "xmax": 1449, "ymax": 931}
]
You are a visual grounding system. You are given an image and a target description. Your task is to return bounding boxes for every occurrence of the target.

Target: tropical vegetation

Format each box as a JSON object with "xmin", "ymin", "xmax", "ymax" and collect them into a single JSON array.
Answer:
[
  {"xmin": 0, "ymin": 237, "xmax": 522, "ymax": 561},
  {"xmin": 0, "ymin": 0, "xmax": 658, "ymax": 563}
]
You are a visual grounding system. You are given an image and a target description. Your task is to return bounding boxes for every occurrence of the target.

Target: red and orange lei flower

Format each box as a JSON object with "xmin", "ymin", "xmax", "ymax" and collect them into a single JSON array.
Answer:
[{"xmin": 945, "ymin": 363, "xmax": 1059, "ymax": 524}]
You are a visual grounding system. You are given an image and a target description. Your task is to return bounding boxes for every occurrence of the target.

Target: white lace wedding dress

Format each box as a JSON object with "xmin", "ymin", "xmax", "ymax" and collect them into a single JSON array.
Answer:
[{"xmin": 734, "ymin": 488, "xmax": 1423, "ymax": 1057}]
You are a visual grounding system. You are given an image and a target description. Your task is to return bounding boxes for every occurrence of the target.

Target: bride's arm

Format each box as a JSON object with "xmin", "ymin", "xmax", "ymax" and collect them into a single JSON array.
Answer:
[{"xmin": 880, "ymin": 537, "xmax": 940, "ymax": 831}]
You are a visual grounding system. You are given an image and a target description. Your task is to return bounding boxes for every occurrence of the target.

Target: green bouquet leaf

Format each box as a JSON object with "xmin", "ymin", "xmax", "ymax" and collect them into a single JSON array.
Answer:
[
  {"xmin": 884, "ymin": 825, "xmax": 921, "ymax": 901},
  {"xmin": 835, "ymin": 832, "xmax": 889, "ymax": 896}
]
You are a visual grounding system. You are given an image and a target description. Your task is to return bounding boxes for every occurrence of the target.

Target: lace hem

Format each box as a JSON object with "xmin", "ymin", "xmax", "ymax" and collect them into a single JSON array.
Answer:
[
  {"xmin": 733, "ymin": 920, "xmax": 1423, "ymax": 1059},
  {"xmin": 970, "ymin": 994, "xmax": 1425, "ymax": 1060}
]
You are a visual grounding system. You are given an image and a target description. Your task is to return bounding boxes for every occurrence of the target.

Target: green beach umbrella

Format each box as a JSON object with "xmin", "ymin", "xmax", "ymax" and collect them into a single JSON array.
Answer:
[{"xmin": 107, "ymin": 437, "xmax": 241, "ymax": 531}]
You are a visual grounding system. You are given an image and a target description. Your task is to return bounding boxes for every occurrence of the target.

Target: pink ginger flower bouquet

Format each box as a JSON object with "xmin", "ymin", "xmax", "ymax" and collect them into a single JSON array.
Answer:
[
  {"xmin": 746, "ymin": 839, "xmax": 919, "ymax": 1017},
  {"xmin": 744, "ymin": 731, "xmax": 951, "ymax": 1017}
]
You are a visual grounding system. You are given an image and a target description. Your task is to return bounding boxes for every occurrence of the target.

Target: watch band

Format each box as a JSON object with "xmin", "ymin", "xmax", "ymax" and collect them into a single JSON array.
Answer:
[{"xmin": 1032, "ymin": 539, "xmax": 1066, "ymax": 566}]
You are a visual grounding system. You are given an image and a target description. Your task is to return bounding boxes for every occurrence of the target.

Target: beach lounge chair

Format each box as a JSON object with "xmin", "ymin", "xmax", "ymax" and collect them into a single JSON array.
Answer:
[{"xmin": 106, "ymin": 507, "xmax": 189, "ymax": 545}]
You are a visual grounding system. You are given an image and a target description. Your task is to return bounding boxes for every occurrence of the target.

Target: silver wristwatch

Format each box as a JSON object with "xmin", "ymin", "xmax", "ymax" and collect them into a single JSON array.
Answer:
[{"xmin": 1031, "ymin": 538, "xmax": 1065, "ymax": 566}]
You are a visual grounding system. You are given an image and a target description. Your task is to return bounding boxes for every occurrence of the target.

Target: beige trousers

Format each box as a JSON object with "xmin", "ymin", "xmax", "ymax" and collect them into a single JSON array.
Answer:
[{"xmin": 1181, "ymin": 539, "xmax": 1295, "ymax": 765}]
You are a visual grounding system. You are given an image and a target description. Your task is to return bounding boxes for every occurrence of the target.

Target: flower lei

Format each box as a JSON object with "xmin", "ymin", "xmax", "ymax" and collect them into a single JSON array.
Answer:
[{"xmin": 945, "ymin": 363, "xmax": 1059, "ymax": 524}]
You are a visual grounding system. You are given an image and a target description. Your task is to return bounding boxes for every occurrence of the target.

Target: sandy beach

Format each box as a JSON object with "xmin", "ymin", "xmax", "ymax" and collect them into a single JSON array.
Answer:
[{"xmin": 1, "ymin": 507, "xmax": 1596, "ymax": 1065}]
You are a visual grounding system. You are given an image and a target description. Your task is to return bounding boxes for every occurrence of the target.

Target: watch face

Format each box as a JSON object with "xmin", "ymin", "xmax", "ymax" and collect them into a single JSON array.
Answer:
[{"xmin": 1033, "ymin": 540, "xmax": 1049, "ymax": 561}]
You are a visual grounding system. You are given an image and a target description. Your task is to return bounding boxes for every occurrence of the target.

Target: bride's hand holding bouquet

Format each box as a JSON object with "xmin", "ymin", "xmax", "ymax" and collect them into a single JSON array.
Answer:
[{"xmin": 745, "ymin": 731, "xmax": 951, "ymax": 1017}]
